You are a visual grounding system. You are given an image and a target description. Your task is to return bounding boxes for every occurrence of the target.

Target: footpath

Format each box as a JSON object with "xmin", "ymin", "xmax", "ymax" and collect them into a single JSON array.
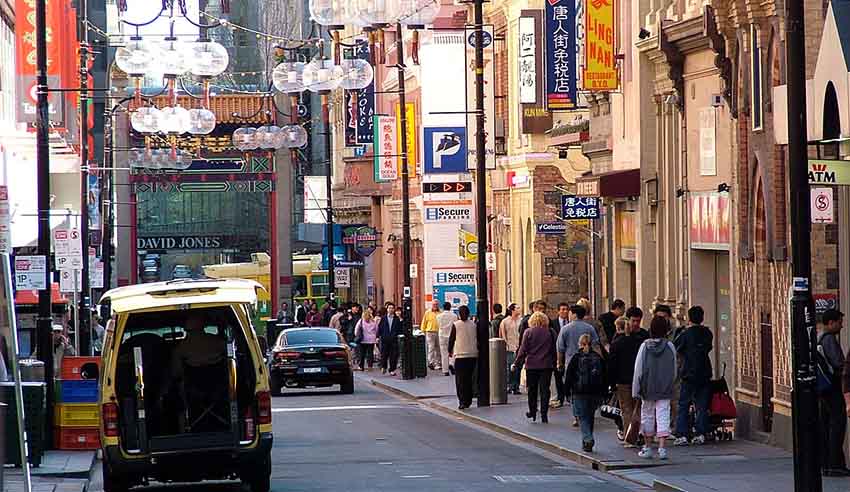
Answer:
[
  {"xmin": 4, "ymin": 450, "xmax": 96, "ymax": 492},
  {"xmin": 363, "ymin": 370, "xmax": 846, "ymax": 492}
]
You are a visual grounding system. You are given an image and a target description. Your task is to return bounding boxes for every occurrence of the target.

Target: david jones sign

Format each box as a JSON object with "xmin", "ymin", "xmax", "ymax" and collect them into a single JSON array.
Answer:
[{"xmin": 137, "ymin": 236, "xmax": 223, "ymax": 250}]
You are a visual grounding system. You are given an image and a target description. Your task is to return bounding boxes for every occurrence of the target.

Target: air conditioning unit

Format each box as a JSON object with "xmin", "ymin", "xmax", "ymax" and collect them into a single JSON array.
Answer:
[{"xmin": 711, "ymin": 94, "xmax": 724, "ymax": 107}]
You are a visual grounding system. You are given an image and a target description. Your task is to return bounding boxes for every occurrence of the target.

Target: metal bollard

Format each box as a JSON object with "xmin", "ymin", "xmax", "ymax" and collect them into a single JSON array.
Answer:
[{"xmin": 489, "ymin": 338, "xmax": 508, "ymax": 405}]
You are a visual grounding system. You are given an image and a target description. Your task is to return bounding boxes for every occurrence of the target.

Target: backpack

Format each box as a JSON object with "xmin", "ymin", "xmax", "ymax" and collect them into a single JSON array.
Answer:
[
  {"xmin": 575, "ymin": 351, "xmax": 605, "ymax": 394},
  {"xmin": 816, "ymin": 333, "xmax": 836, "ymax": 394}
]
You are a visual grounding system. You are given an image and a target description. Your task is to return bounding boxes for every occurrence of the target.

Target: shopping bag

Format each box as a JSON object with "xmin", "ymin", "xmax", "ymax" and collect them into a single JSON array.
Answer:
[
  {"xmin": 519, "ymin": 366, "xmax": 527, "ymax": 391},
  {"xmin": 600, "ymin": 393, "xmax": 621, "ymax": 421}
]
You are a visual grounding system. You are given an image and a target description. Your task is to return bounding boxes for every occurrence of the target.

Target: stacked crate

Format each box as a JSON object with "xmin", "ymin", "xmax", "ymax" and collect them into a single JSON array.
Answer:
[{"xmin": 54, "ymin": 357, "xmax": 101, "ymax": 450}]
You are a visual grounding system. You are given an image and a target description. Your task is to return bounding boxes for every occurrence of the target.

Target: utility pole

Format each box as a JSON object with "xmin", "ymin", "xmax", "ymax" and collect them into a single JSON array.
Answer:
[
  {"xmin": 472, "ymin": 0, "xmax": 490, "ymax": 406},
  {"xmin": 395, "ymin": 23, "xmax": 415, "ymax": 380},
  {"xmin": 34, "ymin": 0, "xmax": 55, "ymax": 443},
  {"xmin": 323, "ymin": 94, "xmax": 335, "ymax": 301},
  {"xmin": 785, "ymin": 1, "xmax": 821, "ymax": 491},
  {"xmin": 79, "ymin": 0, "xmax": 91, "ymax": 355}
]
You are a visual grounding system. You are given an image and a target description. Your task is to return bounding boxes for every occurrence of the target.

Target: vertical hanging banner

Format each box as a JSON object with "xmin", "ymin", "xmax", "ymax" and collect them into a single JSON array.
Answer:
[
  {"xmin": 465, "ymin": 25, "xmax": 497, "ymax": 170},
  {"xmin": 343, "ymin": 39, "xmax": 374, "ymax": 146},
  {"xmin": 15, "ymin": 0, "xmax": 71, "ymax": 123},
  {"xmin": 546, "ymin": 0, "xmax": 577, "ymax": 109},
  {"xmin": 583, "ymin": 0, "xmax": 618, "ymax": 91},
  {"xmin": 374, "ymin": 115, "xmax": 398, "ymax": 181},
  {"xmin": 394, "ymin": 102, "xmax": 417, "ymax": 177},
  {"xmin": 520, "ymin": 10, "xmax": 553, "ymax": 133}
]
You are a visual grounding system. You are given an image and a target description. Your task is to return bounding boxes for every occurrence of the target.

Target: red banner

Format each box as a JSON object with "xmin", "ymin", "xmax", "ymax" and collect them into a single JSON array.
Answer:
[
  {"xmin": 15, "ymin": 0, "xmax": 77, "ymax": 123},
  {"xmin": 689, "ymin": 192, "xmax": 730, "ymax": 250}
]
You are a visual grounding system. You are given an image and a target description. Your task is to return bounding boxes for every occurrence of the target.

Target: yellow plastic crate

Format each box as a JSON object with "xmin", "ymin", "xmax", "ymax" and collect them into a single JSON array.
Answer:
[{"xmin": 54, "ymin": 403, "xmax": 99, "ymax": 428}]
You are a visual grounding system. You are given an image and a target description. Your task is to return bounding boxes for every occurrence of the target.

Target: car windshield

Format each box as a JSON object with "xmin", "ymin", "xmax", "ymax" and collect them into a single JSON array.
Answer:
[{"xmin": 282, "ymin": 329, "xmax": 339, "ymax": 346}]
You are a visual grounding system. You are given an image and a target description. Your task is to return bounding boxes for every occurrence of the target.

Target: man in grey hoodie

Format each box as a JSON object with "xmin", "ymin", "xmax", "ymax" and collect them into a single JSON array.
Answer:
[{"xmin": 632, "ymin": 316, "xmax": 677, "ymax": 460}]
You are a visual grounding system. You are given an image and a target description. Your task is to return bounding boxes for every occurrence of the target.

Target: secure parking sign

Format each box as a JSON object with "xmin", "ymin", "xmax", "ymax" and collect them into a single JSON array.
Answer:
[{"xmin": 424, "ymin": 127, "xmax": 467, "ymax": 173}]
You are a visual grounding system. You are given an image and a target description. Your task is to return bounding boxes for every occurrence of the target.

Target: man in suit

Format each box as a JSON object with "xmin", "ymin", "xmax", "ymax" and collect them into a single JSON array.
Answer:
[
  {"xmin": 550, "ymin": 302, "xmax": 572, "ymax": 408},
  {"xmin": 378, "ymin": 302, "xmax": 404, "ymax": 375}
]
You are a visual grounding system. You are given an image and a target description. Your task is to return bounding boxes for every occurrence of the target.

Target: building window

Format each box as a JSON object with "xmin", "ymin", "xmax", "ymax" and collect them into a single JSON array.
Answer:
[{"xmin": 750, "ymin": 24, "xmax": 763, "ymax": 131}]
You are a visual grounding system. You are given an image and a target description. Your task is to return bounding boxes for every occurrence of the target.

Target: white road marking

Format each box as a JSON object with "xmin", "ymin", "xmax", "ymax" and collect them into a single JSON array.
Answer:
[
  {"xmin": 401, "ymin": 475, "xmax": 432, "ymax": 479},
  {"xmin": 271, "ymin": 404, "xmax": 404, "ymax": 413}
]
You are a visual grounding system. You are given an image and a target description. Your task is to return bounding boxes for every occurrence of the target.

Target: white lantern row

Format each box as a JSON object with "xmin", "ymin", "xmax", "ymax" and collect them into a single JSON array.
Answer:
[
  {"xmin": 272, "ymin": 56, "xmax": 373, "ymax": 93},
  {"xmin": 131, "ymin": 106, "xmax": 216, "ymax": 135},
  {"xmin": 233, "ymin": 124, "xmax": 308, "ymax": 151},
  {"xmin": 128, "ymin": 148, "xmax": 194, "ymax": 170},
  {"xmin": 309, "ymin": 0, "xmax": 440, "ymax": 28},
  {"xmin": 116, "ymin": 38, "xmax": 229, "ymax": 79}
]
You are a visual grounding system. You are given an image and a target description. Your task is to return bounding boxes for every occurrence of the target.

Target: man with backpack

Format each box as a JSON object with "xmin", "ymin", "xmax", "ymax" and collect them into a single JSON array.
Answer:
[
  {"xmin": 564, "ymin": 333, "xmax": 607, "ymax": 452},
  {"xmin": 818, "ymin": 309, "xmax": 849, "ymax": 476},
  {"xmin": 608, "ymin": 306, "xmax": 648, "ymax": 445},
  {"xmin": 673, "ymin": 306, "xmax": 713, "ymax": 446}
]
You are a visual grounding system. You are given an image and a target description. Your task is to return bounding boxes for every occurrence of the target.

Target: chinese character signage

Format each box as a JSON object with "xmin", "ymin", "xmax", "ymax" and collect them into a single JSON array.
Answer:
[
  {"xmin": 395, "ymin": 102, "xmax": 417, "ymax": 177},
  {"xmin": 519, "ymin": 16, "xmax": 537, "ymax": 104},
  {"xmin": 583, "ymin": 0, "xmax": 618, "ymax": 91},
  {"xmin": 561, "ymin": 195, "xmax": 600, "ymax": 220},
  {"xmin": 520, "ymin": 10, "xmax": 553, "ymax": 133},
  {"xmin": 374, "ymin": 115, "xmax": 398, "ymax": 181},
  {"xmin": 343, "ymin": 39, "xmax": 374, "ymax": 146},
  {"xmin": 546, "ymin": 0, "xmax": 577, "ymax": 109}
]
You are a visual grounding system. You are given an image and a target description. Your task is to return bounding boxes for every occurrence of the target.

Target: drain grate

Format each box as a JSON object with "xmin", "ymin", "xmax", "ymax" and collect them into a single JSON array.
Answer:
[{"xmin": 494, "ymin": 475, "xmax": 604, "ymax": 483}]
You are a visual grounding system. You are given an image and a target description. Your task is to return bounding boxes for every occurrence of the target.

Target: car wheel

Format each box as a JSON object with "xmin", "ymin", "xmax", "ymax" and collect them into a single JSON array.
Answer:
[
  {"xmin": 103, "ymin": 465, "xmax": 128, "ymax": 492},
  {"xmin": 270, "ymin": 373, "xmax": 283, "ymax": 397},
  {"xmin": 246, "ymin": 452, "xmax": 272, "ymax": 492},
  {"xmin": 341, "ymin": 375, "xmax": 354, "ymax": 394}
]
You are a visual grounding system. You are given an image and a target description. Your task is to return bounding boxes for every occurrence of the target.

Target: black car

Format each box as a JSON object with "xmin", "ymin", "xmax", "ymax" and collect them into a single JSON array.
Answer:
[{"xmin": 269, "ymin": 327, "xmax": 354, "ymax": 395}]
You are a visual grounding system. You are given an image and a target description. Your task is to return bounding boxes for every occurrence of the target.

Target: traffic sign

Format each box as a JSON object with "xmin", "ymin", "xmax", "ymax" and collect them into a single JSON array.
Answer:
[
  {"xmin": 423, "ymin": 181, "xmax": 472, "ymax": 194},
  {"xmin": 811, "ymin": 187, "xmax": 834, "ymax": 224},
  {"xmin": 14, "ymin": 255, "xmax": 47, "ymax": 290},
  {"xmin": 54, "ymin": 228, "xmax": 83, "ymax": 270},
  {"xmin": 486, "ymin": 252, "xmax": 497, "ymax": 271}
]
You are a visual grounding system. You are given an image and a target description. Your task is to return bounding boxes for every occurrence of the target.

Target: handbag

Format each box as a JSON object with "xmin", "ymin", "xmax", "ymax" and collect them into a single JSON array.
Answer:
[
  {"xmin": 519, "ymin": 366, "xmax": 527, "ymax": 390},
  {"xmin": 600, "ymin": 393, "xmax": 621, "ymax": 421},
  {"xmin": 710, "ymin": 391, "xmax": 737, "ymax": 419}
]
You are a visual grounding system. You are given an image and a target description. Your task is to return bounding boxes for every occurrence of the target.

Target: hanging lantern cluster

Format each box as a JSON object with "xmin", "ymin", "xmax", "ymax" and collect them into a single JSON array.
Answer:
[{"xmin": 122, "ymin": 35, "xmax": 229, "ymax": 137}]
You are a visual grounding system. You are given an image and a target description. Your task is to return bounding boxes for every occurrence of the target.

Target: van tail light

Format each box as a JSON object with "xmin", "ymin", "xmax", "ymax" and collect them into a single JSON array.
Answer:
[
  {"xmin": 275, "ymin": 351, "xmax": 300, "ymax": 360},
  {"xmin": 257, "ymin": 391, "xmax": 272, "ymax": 425},
  {"xmin": 243, "ymin": 407, "xmax": 256, "ymax": 442},
  {"xmin": 323, "ymin": 350, "xmax": 347, "ymax": 359},
  {"xmin": 102, "ymin": 403, "xmax": 119, "ymax": 437}
]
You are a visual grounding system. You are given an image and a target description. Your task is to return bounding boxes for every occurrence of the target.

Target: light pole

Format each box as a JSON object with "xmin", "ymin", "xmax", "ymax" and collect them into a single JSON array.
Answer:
[
  {"xmin": 394, "ymin": 22, "xmax": 415, "ymax": 380},
  {"xmin": 78, "ymin": 0, "xmax": 91, "ymax": 355},
  {"xmin": 34, "ymin": 0, "xmax": 55, "ymax": 442},
  {"xmin": 472, "ymin": 0, "xmax": 490, "ymax": 406},
  {"xmin": 785, "ymin": 0, "xmax": 821, "ymax": 490}
]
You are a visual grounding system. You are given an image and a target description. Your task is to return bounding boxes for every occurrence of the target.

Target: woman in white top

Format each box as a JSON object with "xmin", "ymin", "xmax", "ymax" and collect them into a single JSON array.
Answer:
[
  {"xmin": 448, "ymin": 305, "xmax": 477, "ymax": 409},
  {"xmin": 499, "ymin": 303, "xmax": 522, "ymax": 394}
]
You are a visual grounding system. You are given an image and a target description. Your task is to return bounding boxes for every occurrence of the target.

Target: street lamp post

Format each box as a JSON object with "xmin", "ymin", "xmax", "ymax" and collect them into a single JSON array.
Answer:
[
  {"xmin": 34, "ymin": 0, "xmax": 55, "ymax": 442},
  {"xmin": 394, "ymin": 23, "xmax": 415, "ymax": 380},
  {"xmin": 472, "ymin": 0, "xmax": 490, "ymax": 406},
  {"xmin": 785, "ymin": 0, "xmax": 821, "ymax": 490},
  {"xmin": 79, "ymin": 4, "xmax": 91, "ymax": 355}
]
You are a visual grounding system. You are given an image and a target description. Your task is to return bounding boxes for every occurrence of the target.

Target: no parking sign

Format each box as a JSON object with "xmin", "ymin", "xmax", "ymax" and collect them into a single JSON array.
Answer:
[{"xmin": 811, "ymin": 187, "xmax": 833, "ymax": 224}]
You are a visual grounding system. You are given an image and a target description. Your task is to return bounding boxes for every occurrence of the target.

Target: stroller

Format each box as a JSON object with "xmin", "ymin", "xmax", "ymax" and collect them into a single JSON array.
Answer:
[
  {"xmin": 681, "ymin": 363, "xmax": 737, "ymax": 442},
  {"xmin": 706, "ymin": 364, "xmax": 737, "ymax": 441}
]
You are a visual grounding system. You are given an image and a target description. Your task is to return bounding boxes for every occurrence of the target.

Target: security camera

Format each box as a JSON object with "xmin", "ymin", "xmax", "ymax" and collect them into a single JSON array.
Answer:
[{"xmin": 638, "ymin": 28, "xmax": 651, "ymax": 39}]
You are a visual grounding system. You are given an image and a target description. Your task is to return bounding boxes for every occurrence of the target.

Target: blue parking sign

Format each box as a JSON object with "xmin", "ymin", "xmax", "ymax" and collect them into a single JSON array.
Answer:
[
  {"xmin": 561, "ymin": 195, "xmax": 600, "ymax": 220},
  {"xmin": 424, "ymin": 127, "xmax": 467, "ymax": 173}
]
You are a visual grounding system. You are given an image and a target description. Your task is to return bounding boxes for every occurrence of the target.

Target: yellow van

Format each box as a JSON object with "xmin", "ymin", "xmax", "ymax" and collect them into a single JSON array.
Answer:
[{"xmin": 98, "ymin": 279, "xmax": 273, "ymax": 492}]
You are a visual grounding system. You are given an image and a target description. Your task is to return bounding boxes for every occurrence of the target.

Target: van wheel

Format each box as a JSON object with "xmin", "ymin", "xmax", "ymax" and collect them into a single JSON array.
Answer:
[
  {"xmin": 270, "ymin": 373, "xmax": 283, "ymax": 397},
  {"xmin": 103, "ymin": 466, "xmax": 128, "ymax": 492},
  {"xmin": 340, "ymin": 375, "xmax": 354, "ymax": 394},
  {"xmin": 246, "ymin": 452, "xmax": 272, "ymax": 492}
]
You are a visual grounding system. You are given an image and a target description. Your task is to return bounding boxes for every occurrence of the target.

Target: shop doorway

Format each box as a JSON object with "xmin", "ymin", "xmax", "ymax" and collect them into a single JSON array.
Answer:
[{"xmin": 760, "ymin": 312, "xmax": 774, "ymax": 433}]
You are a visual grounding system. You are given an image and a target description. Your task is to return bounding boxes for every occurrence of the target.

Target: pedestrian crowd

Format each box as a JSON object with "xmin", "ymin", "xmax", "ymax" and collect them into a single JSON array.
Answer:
[{"xmin": 501, "ymin": 298, "xmax": 716, "ymax": 460}]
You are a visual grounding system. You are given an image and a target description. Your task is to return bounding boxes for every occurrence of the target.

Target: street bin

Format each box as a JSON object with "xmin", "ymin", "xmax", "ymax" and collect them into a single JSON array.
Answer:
[
  {"xmin": 489, "ymin": 338, "xmax": 508, "ymax": 405},
  {"xmin": 1, "ymin": 382, "xmax": 45, "ymax": 467},
  {"xmin": 0, "ymin": 402, "xmax": 5, "ymax": 488}
]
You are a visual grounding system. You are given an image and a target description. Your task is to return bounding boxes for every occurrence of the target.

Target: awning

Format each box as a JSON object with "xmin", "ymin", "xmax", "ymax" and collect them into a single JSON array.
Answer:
[
  {"xmin": 15, "ymin": 283, "xmax": 69, "ymax": 305},
  {"xmin": 575, "ymin": 168, "xmax": 640, "ymax": 198}
]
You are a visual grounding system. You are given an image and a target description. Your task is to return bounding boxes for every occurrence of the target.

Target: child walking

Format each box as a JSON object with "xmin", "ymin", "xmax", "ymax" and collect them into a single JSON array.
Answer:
[{"xmin": 632, "ymin": 316, "xmax": 677, "ymax": 460}]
